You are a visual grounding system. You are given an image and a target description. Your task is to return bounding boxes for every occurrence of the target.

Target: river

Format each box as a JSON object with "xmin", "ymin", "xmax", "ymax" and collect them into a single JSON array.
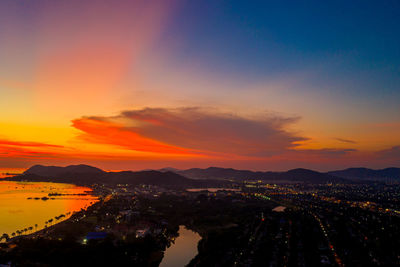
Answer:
[
  {"xmin": 0, "ymin": 181, "xmax": 97, "ymax": 238},
  {"xmin": 159, "ymin": 225, "xmax": 201, "ymax": 267}
]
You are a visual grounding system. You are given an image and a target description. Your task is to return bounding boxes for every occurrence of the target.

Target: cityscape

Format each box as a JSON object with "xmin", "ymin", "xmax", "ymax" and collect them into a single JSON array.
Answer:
[{"xmin": 1, "ymin": 165, "xmax": 400, "ymax": 266}]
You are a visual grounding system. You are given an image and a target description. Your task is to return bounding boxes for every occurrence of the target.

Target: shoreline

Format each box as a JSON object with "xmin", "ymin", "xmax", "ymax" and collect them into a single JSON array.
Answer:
[
  {"xmin": 0, "ymin": 181, "xmax": 100, "ymax": 243},
  {"xmin": 2, "ymin": 199, "xmax": 100, "ymax": 244}
]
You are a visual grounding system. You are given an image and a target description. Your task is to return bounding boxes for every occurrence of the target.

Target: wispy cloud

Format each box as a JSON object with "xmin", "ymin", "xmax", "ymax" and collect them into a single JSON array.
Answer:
[
  {"xmin": 0, "ymin": 139, "xmax": 63, "ymax": 148},
  {"xmin": 335, "ymin": 138, "xmax": 357, "ymax": 144},
  {"xmin": 294, "ymin": 148, "xmax": 357, "ymax": 157},
  {"xmin": 376, "ymin": 145, "xmax": 400, "ymax": 159},
  {"xmin": 0, "ymin": 144, "xmax": 60, "ymax": 159}
]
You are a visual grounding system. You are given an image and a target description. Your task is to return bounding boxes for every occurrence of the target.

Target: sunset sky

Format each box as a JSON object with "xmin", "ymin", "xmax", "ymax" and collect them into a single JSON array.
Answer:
[{"xmin": 0, "ymin": 0, "xmax": 399, "ymax": 171}]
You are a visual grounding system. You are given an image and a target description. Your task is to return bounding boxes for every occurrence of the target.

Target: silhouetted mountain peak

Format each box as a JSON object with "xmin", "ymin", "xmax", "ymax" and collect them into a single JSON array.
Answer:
[
  {"xmin": 158, "ymin": 167, "xmax": 181, "ymax": 172},
  {"xmin": 287, "ymin": 168, "xmax": 318, "ymax": 174},
  {"xmin": 24, "ymin": 164, "xmax": 105, "ymax": 177},
  {"xmin": 15, "ymin": 164, "xmax": 228, "ymax": 188}
]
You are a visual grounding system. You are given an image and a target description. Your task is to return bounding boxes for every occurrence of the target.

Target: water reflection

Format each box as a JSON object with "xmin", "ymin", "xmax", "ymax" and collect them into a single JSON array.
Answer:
[
  {"xmin": 0, "ymin": 168, "xmax": 24, "ymax": 178},
  {"xmin": 0, "ymin": 181, "xmax": 97, "ymax": 237},
  {"xmin": 160, "ymin": 226, "xmax": 201, "ymax": 267},
  {"xmin": 186, "ymin": 188, "xmax": 241, "ymax": 192}
]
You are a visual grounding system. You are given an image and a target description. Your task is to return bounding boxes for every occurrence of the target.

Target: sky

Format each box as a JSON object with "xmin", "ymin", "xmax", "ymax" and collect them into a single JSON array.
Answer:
[{"xmin": 0, "ymin": 0, "xmax": 399, "ymax": 171}]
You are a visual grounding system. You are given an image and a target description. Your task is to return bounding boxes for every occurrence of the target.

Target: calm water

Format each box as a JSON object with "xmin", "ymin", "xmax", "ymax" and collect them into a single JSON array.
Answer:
[
  {"xmin": 0, "ymin": 168, "xmax": 24, "ymax": 178},
  {"xmin": 0, "ymin": 181, "xmax": 97, "ymax": 237},
  {"xmin": 186, "ymin": 188, "xmax": 241, "ymax": 192},
  {"xmin": 159, "ymin": 226, "xmax": 201, "ymax": 267}
]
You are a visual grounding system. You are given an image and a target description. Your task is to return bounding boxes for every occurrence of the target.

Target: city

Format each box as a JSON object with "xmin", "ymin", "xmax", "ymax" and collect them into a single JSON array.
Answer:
[{"xmin": 1, "ymin": 165, "xmax": 400, "ymax": 266}]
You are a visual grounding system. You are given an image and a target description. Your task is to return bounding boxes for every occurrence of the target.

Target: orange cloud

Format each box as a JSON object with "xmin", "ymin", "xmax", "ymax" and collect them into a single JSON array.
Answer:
[
  {"xmin": 71, "ymin": 107, "xmax": 306, "ymax": 158},
  {"xmin": 72, "ymin": 117, "xmax": 204, "ymax": 157},
  {"xmin": 69, "ymin": 107, "xmax": 380, "ymax": 171},
  {"xmin": 1, "ymin": 117, "xmax": 398, "ymax": 171}
]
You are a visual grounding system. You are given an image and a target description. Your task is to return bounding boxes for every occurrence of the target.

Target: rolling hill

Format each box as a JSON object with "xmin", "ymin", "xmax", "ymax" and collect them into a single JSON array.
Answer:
[
  {"xmin": 10, "ymin": 164, "xmax": 397, "ymax": 186},
  {"xmin": 165, "ymin": 167, "xmax": 345, "ymax": 183},
  {"xmin": 328, "ymin": 167, "xmax": 400, "ymax": 181},
  {"xmin": 8, "ymin": 165, "xmax": 229, "ymax": 188}
]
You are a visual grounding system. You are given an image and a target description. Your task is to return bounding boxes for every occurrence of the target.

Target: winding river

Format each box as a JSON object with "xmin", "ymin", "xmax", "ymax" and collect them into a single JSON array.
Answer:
[{"xmin": 159, "ymin": 225, "xmax": 201, "ymax": 267}]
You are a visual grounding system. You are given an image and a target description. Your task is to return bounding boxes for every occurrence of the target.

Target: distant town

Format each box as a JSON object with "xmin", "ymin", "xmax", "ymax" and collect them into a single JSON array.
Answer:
[{"xmin": 0, "ymin": 165, "xmax": 400, "ymax": 266}]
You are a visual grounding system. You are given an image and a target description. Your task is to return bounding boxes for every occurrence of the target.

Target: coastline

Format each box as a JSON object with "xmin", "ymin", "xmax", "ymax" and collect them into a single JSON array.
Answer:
[{"xmin": 0, "ymin": 181, "xmax": 99, "ymax": 243}]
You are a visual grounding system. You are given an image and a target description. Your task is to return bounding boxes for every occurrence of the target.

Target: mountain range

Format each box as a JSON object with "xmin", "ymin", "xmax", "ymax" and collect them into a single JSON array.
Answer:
[
  {"xmin": 5, "ymin": 165, "xmax": 400, "ymax": 187},
  {"xmin": 168, "ymin": 166, "xmax": 400, "ymax": 182},
  {"xmin": 328, "ymin": 167, "xmax": 400, "ymax": 181},
  {"xmin": 162, "ymin": 167, "xmax": 344, "ymax": 183},
  {"xmin": 9, "ymin": 164, "xmax": 227, "ymax": 188}
]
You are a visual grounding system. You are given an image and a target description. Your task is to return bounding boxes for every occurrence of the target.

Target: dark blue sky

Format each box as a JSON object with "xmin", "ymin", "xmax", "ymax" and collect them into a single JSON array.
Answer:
[{"xmin": 163, "ymin": 0, "xmax": 400, "ymax": 97}]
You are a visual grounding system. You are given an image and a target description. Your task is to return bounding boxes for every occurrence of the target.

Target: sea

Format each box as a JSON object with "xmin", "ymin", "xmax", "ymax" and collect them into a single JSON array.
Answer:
[{"xmin": 0, "ymin": 177, "xmax": 97, "ymax": 237}]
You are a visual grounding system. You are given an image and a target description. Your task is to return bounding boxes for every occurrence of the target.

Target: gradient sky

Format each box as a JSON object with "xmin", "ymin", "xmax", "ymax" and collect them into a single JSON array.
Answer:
[{"xmin": 0, "ymin": 0, "xmax": 399, "ymax": 171}]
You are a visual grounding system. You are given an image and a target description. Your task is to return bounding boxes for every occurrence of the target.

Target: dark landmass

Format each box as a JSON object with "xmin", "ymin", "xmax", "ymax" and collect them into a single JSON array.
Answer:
[
  {"xmin": 167, "ymin": 167, "xmax": 346, "ymax": 183},
  {"xmin": 9, "ymin": 164, "xmax": 400, "ymax": 186},
  {"xmin": 24, "ymin": 164, "xmax": 104, "ymax": 177},
  {"xmin": 328, "ymin": 167, "xmax": 400, "ymax": 181},
  {"xmin": 7, "ymin": 165, "xmax": 230, "ymax": 188}
]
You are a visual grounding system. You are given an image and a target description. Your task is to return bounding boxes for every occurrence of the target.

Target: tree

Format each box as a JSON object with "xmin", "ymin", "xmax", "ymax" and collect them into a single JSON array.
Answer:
[{"xmin": 1, "ymin": 233, "xmax": 10, "ymax": 242}]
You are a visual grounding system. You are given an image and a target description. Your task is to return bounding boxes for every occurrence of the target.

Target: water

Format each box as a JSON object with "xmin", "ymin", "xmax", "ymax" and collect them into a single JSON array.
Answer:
[
  {"xmin": 272, "ymin": 206, "xmax": 286, "ymax": 212},
  {"xmin": 0, "ymin": 168, "xmax": 24, "ymax": 178},
  {"xmin": 186, "ymin": 188, "xmax": 241, "ymax": 192},
  {"xmin": 0, "ymin": 181, "xmax": 97, "ymax": 237},
  {"xmin": 159, "ymin": 226, "xmax": 201, "ymax": 267}
]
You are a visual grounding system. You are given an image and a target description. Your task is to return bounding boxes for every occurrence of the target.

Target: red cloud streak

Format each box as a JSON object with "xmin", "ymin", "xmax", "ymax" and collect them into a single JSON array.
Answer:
[
  {"xmin": 0, "ymin": 140, "xmax": 63, "ymax": 148},
  {"xmin": 71, "ymin": 117, "xmax": 206, "ymax": 157}
]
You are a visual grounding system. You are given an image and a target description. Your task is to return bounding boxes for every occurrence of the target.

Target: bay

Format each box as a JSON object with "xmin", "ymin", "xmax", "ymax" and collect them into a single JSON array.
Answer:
[{"xmin": 0, "ymin": 181, "xmax": 97, "ymax": 238}]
